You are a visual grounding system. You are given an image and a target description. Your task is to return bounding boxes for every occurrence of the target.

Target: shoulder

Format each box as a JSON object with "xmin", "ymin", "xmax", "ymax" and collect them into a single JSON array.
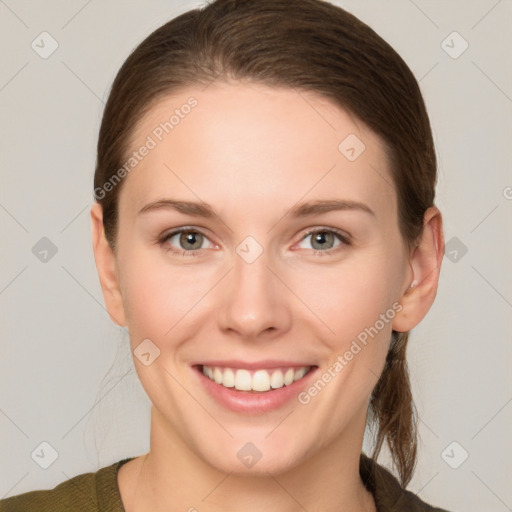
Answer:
[
  {"xmin": 0, "ymin": 458, "xmax": 133, "ymax": 512},
  {"xmin": 360, "ymin": 453, "xmax": 452, "ymax": 512}
]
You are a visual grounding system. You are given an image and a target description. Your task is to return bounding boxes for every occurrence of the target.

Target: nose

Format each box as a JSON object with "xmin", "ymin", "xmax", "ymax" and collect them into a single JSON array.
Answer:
[{"xmin": 217, "ymin": 248, "xmax": 292, "ymax": 341}]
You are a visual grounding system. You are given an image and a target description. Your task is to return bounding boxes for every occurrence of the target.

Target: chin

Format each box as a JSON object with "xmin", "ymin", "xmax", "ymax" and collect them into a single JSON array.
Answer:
[{"xmin": 193, "ymin": 434, "xmax": 312, "ymax": 477}]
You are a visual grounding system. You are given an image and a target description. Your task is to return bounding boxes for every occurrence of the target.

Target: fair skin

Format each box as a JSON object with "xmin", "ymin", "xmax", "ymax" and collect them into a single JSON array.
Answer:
[{"xmin": 91, "ymin": 82, "xmax": 443, "ymax": 512}]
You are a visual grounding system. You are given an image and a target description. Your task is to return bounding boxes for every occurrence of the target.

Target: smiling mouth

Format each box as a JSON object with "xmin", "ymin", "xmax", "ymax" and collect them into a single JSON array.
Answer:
[{"xmin": 198, "ymin": 364, "xmax": 316, "ymax": 393}]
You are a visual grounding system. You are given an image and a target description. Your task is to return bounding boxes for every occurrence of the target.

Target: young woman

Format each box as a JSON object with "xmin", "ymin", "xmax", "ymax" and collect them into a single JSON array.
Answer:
[{"xmin": 0, "ymin": 0, "xmax": 450, "ymax": 510}]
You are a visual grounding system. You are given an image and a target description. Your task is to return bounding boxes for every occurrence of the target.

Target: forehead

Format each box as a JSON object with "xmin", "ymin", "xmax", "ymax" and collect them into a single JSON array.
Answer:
[{"xmin": 120, "ymin": 81, "xmax": 396, "ymax": 224}]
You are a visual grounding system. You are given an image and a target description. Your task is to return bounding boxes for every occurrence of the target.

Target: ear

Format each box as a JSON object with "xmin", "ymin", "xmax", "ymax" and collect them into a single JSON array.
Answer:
[
  {"xmin": 90, "ymin": 202, "xmax": 127, "ymax": 327},
  {"xmin": 392, "ymin": 205, "xmax": 444, "ymax": 333}
]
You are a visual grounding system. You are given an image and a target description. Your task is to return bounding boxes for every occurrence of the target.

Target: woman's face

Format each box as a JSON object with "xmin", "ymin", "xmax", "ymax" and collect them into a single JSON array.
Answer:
[{"xmin": 103, "ymin": 82, "xmax": 414, "ymax": 474}]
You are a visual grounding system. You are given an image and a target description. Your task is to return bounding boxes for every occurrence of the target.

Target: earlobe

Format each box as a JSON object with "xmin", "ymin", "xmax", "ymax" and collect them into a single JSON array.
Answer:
[
  {"xmin": 392, "ymin": 206, "xmax": 444, "ymax": 333},
  {"xmin": 90, "ymin": 203, "xmax": 127, "ymax": 327}
]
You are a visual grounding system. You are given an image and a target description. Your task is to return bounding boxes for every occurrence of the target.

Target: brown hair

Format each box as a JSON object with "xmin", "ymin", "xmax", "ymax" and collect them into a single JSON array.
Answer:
[{"xmin": 94, "ymin": 0, "xmax": 437, "ymax": 487}]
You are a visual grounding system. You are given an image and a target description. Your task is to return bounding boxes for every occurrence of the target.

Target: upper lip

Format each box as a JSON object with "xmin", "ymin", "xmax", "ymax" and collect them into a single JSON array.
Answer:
[{"xmin": 194, "ymin": 360, "xmax": 316, "ymax": 370}]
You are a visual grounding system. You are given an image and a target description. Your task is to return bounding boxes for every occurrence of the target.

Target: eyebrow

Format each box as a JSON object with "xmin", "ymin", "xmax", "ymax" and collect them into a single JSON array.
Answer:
[
  {"xmin": 139, "ymin": 199, "xmax": 375, "ymax": 219},
  {"xmin": 138, "ymin": 198, "xmax": 375, "ymax": 218}
]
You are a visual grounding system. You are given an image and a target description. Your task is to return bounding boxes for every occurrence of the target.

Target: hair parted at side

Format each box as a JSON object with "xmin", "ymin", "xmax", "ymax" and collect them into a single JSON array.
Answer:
[{"xmin": 94, "ymin": 0, "xmax": 437, "ymax": 487}]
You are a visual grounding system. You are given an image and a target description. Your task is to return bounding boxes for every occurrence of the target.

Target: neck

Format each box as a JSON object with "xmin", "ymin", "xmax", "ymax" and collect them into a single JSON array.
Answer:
[{"xmin": 119, "ymin": 407, "xmax": 376, "ymax": 512}]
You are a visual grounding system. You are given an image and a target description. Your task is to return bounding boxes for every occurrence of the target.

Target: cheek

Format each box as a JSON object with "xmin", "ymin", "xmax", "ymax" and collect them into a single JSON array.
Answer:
[
  {"xmin": 290, "ymin": 250, "xmax": 402, "ymax": 403},
  {"xmin": 290, "ymin": 262, "xmax": 399, "ymax": 441},
  {"xmin": 118, "ymin": 248, "xmax": 218, "ymax": 344},
  {"xmin": 291, "ymin": 252, "xmax": 399, "ymax": 340}
]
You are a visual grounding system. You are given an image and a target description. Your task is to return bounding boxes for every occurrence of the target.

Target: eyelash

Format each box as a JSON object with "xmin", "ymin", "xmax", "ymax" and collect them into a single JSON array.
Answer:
[{"xmin": 157, "ymin": 227, "xmax": 351, "ymax": 257}]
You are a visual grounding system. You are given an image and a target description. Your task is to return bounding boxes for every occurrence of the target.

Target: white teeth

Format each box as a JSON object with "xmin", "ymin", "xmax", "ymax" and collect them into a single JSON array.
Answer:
[
  {"xmin": 235, "ymin": 369, "xmax": 252, "ymax": 391},
  {"xmin": 270, "ymin": 370, "xmax": 284, "ymax": 389},
  {"xmin": 252, "ymin": 370, "xmax": 271, "ymax": 392},
  {"xmin": 213, "ymin": 367, "xmax": 223, "ymax": 384},
  {"xmin": 223, "ymin": 368, "xmax": 235, "ymax": 388},
  {"xmin": 294, "ymin": 367, "xmax": 308, "ymax": 380},
  {"xmin": 283, "ymin": 368, "xmax": 294, "ymax": 385},
  {"xmin": 201, "ymin": 365, "xmax": 312, "ymax": 392}
]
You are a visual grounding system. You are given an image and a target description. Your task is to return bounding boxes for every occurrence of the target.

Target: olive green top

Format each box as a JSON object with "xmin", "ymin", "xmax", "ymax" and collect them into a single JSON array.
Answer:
[{"xmin": 0, "ymin": 453, "xmax": 451, "ymax": 511}]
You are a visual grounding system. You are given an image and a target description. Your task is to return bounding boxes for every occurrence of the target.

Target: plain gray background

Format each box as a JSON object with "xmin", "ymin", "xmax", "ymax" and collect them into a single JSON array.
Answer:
[{"xmin": 1, "ymin": 1, "xmax": 511, "ymax": 510}]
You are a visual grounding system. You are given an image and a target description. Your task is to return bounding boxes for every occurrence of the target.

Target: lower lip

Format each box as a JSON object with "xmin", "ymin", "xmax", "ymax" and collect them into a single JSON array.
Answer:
[{"xmin": 193, "ymin": 365, "xmax": 318, "ymax": 414}]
